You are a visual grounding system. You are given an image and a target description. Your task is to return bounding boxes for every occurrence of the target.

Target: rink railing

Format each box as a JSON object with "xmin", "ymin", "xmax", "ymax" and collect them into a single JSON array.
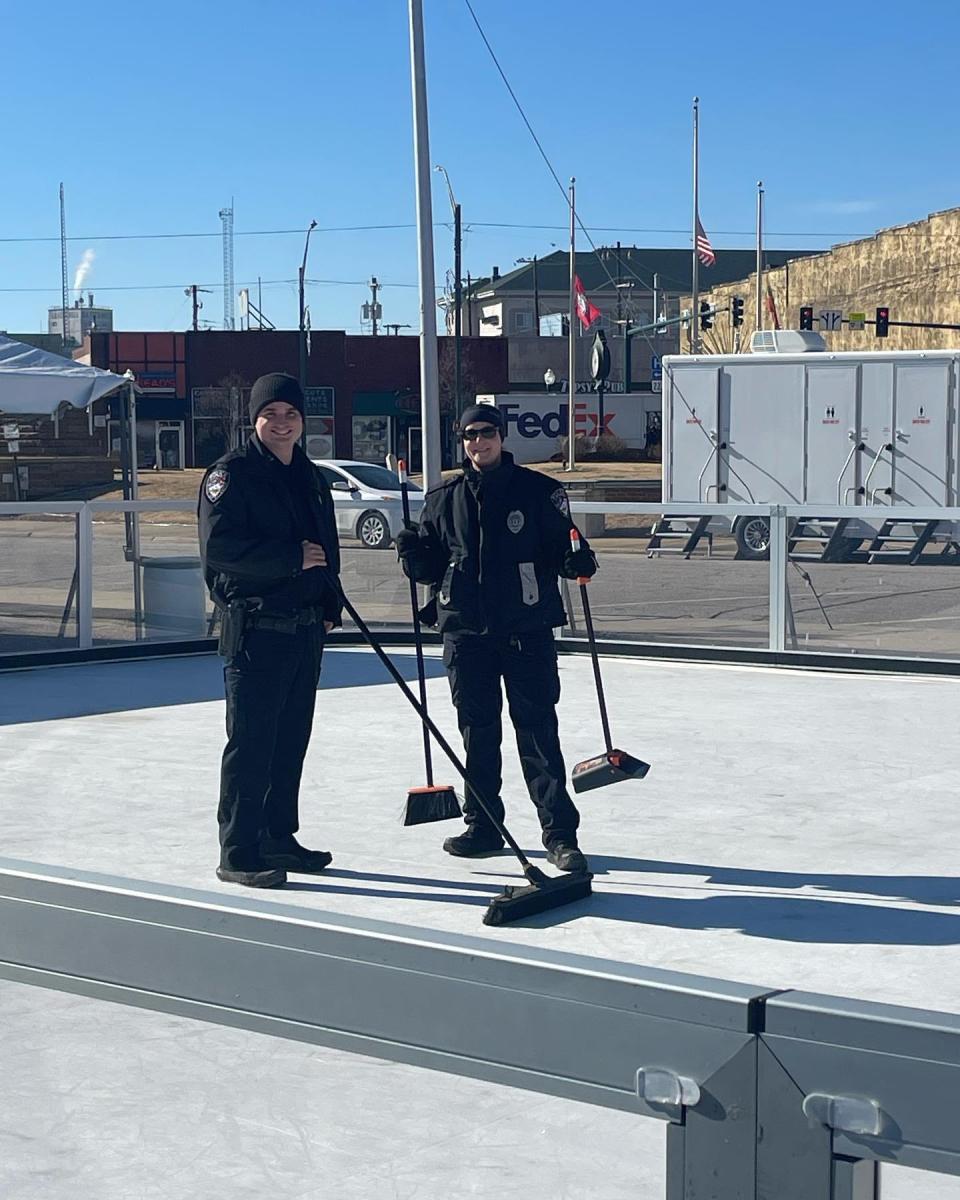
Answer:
[
  {"xmin": 2, "ymin": 857, "xmax": 959, "ymax": 1199},
  {"xmin": 1, "ymin": 498, "xmax": 959, "ymax": 665}
]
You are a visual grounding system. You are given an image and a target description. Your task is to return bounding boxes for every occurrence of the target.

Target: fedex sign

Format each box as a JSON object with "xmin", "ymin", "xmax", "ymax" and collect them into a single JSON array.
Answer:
[{"xmin": 475, "ymin": 393, "xmax": 648, "ymax": 464}]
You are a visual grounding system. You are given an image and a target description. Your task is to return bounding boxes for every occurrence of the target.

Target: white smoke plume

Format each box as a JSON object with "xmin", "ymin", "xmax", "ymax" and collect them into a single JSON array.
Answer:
[{"xmin": 73, "ymin": 249, "xmax": 95, "ymax": 293}]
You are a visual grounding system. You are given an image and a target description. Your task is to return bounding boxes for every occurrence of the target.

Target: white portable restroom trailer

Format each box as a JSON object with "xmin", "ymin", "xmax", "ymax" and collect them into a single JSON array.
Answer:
[{"xmin": 661, "ymin": 345, "xmax": 960, "ymax": 559}]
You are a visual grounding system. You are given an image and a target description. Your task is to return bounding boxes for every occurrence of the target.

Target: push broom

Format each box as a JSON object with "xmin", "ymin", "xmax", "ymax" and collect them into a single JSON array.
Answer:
[
  {"xmin": 397, "ymin": 460, "xmax": 461, "ymax": 826},
  {"xmin": 334, "ymin": 583, "xmax": 592, "ymax": 926},
  {"xmin": 568, "ymin": 529, "xmax": 652, "ymax": 793}
]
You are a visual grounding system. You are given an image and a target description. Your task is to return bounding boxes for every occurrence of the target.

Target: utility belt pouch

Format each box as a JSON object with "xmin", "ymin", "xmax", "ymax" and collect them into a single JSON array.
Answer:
[{"xmin": 217, "ymin": 602, "xmax": 247, "ymax": 659}]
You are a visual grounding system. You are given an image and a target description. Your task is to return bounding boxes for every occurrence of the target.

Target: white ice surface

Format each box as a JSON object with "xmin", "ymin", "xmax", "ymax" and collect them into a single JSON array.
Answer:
[{"xmin": 2, "ymin": 648, "xmax": 959, "ymax": 1198}]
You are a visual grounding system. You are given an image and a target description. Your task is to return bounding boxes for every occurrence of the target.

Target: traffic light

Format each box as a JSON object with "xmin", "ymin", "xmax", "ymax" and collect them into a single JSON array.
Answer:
[
  {"xmin": 699, "ymin": 300, "xmax": 712, "ymax": 331},
  {"xmin": 875, "ymin": 306, "xmax": 890, "ymax": 338},
  {"xmin": 799, "ymin": 306, "xmax": 814, "ymax": 331},
  {"xmin": 731, "ymin": 296, "xmax": 744, "ymax": 327}
]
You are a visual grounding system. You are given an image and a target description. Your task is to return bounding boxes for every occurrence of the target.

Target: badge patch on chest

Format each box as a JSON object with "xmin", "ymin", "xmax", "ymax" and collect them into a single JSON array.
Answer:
[
  {"xmin": 205, "ymin": 467, "xmax": 230, "ymax": 502},
  {"xmin": 506, "ymin": 509, "xmax": 525, "ymax": 534},
  {"xmin": 550, "ymin": 487, "xmax": 570, "ymax": 516}
]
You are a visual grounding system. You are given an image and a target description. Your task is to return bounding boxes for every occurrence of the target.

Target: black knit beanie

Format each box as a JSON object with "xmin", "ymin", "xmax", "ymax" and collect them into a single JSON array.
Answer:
[
  {"xmin": 456, "ymin": 403, "xmax": 504, "ymax": 435},
  {"xmin": 249, "ymin": 373, "xmax": 305, "ymax": 424}
]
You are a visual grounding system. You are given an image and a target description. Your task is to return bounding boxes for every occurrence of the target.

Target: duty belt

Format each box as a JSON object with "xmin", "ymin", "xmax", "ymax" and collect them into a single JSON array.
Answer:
[{"xmin": 249, "ymin": 608, "xmax": 324, "ymax": 635}]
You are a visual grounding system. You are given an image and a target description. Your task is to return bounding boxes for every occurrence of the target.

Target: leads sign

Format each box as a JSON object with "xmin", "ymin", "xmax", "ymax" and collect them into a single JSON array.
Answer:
[{"xmin": 475, "ymin": 393, "xmax": 652, "ymax": 464}]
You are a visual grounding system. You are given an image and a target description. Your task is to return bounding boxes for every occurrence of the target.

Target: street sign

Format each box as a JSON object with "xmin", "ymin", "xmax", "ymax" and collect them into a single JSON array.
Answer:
[
  {"xmin": 848, "ymin": 311, "xmax": 866, "ymax": 331},
  {"xmin": 650, "ymin": 355, "xmax": 662, "ymax": 379},
  {"xmin": 2, "ymin": 423, "xmax": 20, "ymax": 440},
  {"xmin": 817, "ymin": 309, "xmax": 843, "ymax": 331},
  {"xmin": 651, "ymin": 380, "xmax": 662, "ymax": 394}
]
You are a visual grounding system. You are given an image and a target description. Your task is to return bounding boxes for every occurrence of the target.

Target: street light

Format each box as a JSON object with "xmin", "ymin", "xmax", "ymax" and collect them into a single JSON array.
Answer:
[
  {"xmin": 299, "ymin": 219, "xmax": 318, "ymax": 392},
  {"xmin": 434, "ymin": 165, "xmax": 462, "ymax": 416}
]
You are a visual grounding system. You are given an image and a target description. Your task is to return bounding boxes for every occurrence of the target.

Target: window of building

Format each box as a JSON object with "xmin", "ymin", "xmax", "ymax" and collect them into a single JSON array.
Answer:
[{"xmin": 512, "ymin": 310, "xmax": 533, "ymax": 332}]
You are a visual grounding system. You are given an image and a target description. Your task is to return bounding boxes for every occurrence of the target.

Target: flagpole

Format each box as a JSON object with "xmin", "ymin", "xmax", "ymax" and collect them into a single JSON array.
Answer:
[
  {"xmin": 567, "ymin": 176, "xmax": 576, "ymax": 472},
  {"xmin": 409, "ymin": 0, "xmax": 441, "ymax": 488},
  {"xmin": 691, "ymin": 97, "xmax": 700, "ymax": 354},
  {"xmin": 755, "ymin": 180, "xmax": 764, "ymax": 333}
]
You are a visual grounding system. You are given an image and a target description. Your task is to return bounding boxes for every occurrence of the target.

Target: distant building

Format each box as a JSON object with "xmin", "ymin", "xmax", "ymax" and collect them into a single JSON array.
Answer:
[
  {"xmin": 450, "ymin": 247, "xmax": 816, "ymax": 340},
  {"xmin": 48, "ymin": 295, "xmax": 113, "ymax": 348}
]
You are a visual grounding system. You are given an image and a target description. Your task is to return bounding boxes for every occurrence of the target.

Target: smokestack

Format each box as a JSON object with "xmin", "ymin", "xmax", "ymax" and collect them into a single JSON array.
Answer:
[
  {"xmin": 492, "ymin": 265, "xmax": 500, "ymax": 280},
  {"xmin": 88, "ymin": 292, "xmax": 94, "ymax": 307}
]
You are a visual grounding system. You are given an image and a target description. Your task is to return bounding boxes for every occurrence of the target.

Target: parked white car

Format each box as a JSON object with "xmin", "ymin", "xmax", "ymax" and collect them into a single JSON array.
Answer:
[{"xmin": 311, "ymin": 459, "xmax": 424, "ymax": 549}]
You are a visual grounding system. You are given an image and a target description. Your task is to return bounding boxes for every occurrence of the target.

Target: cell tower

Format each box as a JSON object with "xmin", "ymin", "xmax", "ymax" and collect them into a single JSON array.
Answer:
[
  {"xmin": 219, "ymin": 203, "xmax": 235, "ymax": 330},
  {"xmin": 59, "ymin": 183, "xmax": 69, "ymax": 348}
]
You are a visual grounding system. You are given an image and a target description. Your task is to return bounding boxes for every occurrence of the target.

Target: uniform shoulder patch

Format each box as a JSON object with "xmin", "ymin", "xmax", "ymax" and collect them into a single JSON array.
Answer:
[
  {"xmin": 549, "ymin": 486, "xmax": 570, "ymax": 516},
  {"xmin": 205, "ymin": 467, "xmax": 230, "ymax": 503}
]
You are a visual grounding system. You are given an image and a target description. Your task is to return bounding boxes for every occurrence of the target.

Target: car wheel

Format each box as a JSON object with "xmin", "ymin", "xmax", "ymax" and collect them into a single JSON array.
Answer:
[
  {"xmin": 734, "ymin": 516, "xmax": 770, "ymax": 560},
  {"xmin": 356, "ymin": 509, "xmax": 391, "ymax": 549}
]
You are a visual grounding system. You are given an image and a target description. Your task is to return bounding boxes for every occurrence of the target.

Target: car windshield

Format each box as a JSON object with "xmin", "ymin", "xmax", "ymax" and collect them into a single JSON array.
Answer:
[{"xmin": 344, "ymin": 464, "xmax": 421, "ymax": 492}]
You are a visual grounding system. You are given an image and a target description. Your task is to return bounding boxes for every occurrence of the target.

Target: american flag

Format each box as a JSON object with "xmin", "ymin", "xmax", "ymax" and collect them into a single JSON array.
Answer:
[{"xmin": 695, "ymin": 217, "xmax": 716, "ymax": 267}]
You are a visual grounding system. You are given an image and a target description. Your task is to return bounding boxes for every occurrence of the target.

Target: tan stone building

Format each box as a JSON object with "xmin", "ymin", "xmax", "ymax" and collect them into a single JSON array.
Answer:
[{"xmin": 683, "ymin": 205, "xmax": 960, "ymax": 354}]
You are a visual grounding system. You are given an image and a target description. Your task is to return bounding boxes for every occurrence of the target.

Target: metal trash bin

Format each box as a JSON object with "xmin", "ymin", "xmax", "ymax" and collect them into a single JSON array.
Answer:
[{"xmin": 141, "ymin": 556, "xmax": 207, "ymax": 640}]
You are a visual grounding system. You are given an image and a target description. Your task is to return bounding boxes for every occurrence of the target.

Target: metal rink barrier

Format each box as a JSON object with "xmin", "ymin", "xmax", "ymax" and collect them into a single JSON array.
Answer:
[{"xmin": 2, "ymin": 860, "xmax": 960, "ymax": 1199}]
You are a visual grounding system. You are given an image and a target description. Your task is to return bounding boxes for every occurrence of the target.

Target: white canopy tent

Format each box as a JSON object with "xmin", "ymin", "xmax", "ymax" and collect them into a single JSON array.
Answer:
[
  {"xmin": 0, "ymin": 335, "xmax": 131, "ymax": 416},
  {"xmin": 0, "ymin": 335, "xmax": 147, "ymax": 633}
]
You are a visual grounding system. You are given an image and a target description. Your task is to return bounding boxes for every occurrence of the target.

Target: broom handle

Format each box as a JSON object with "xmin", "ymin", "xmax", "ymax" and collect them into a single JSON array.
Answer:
[
  {"xmin": 399, "ymin": 462, "xmax": 434, "ymax": 786},
  {"xmin": 570, "ymin": 529, "xmax": 614, "ymax": 754},
  {"xmin": 336, "ymin": 584, "xmax": 533, "ymax": 870}
]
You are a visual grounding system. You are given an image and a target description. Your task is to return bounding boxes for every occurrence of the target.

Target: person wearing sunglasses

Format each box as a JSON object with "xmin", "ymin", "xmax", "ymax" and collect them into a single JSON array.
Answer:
[{"xmin": 395, "ymin": 403, "xmax": 597, "ymax": 873}]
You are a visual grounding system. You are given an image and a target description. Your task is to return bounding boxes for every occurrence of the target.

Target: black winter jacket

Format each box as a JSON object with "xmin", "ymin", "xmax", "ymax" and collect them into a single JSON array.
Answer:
[
  {"xmin": 401, "ymin": 451, "xmax": 594, "ymax": 636},
  {"xmin": 198, "ymin": 435, "xmax": 342, "ymax": 624}
]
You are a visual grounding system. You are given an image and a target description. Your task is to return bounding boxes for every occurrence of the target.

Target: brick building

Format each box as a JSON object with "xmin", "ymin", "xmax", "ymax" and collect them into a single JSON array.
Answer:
[
  {"xmin": 82, "ymin": 330, "xmax": 509, "ymax": 470},
  {"xmin": 685, "ymin": 205, "xmax": 960, "ymax": 354}
]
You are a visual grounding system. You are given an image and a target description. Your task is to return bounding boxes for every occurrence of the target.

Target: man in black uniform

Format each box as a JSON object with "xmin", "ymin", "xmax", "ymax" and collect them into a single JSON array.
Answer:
[
  {"xmin": 396, "ymin": 404, "xmax": 597, "ymax": 873},
  {"xmin": 198, "ymin": 372, "xmax": 341, "ymax": 888}
]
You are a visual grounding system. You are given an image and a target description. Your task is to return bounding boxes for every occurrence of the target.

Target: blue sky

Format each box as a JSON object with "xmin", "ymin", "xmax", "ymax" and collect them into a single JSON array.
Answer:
[{"xmin": 2, "ymin": 0, "xmax": 957, "ymax": 337}]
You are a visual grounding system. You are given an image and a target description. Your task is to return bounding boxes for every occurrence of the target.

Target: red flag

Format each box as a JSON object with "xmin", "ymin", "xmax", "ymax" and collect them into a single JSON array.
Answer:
[
  {"xmin": 574, "ymin": 275, "xmax": 601, "ymax": 329},
  {"xmin": 765, "ymin": 285, "xmax": 781, "ymax": 330}
]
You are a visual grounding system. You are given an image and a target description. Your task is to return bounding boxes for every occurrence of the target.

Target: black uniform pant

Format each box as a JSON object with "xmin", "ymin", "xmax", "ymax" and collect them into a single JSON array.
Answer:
[
  {"xmin": 219, "ymin": 624, "xmax": 325, "ymax": 870},
  {"xmin": 442, "ymin": 629, "xmax": 580, "ymax": 848}
]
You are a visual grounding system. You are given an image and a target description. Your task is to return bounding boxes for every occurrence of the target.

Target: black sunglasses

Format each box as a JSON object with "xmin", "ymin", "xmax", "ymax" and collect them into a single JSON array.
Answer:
[{"xmin": 461, "ymin": 425, "xmax": 500, "ymax": 441}]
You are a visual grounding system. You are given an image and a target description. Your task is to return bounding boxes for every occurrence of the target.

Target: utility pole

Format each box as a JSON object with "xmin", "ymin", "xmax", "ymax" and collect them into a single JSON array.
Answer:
[
  {"xmin": 435, "ymin": 165, "xmax": 462, "ymax": 417},
  {"xmin": 184, "ymin": 285, "xmax": 212, "ymax": 332},
  {"xmin": 466, "ymin": 271, "xmax": 473, "ymax": 337},
  {"xmin": 366, "ymin": 276, "xmax": 381, "ymax": 335},
  {"xmin": 567, "ymin": 176, "xmax": 577, "ymax": 472},
  {"xmin": 299, "ymin": 219, "xmax": 317, "ymax": 392}
]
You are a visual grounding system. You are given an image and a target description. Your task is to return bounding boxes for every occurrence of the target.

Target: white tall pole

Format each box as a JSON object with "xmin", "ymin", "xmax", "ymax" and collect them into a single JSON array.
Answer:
[
  {"xmin": 691, "ymin": 97, "xmax": 700, "ymax": 354},
  {"xmin": 408, "ymin": 0, "xmax": 441, "ymax": 488},
  {"xmin": 567, "ymin": 177, "xmax": 577, "ymax": 472},
  {"xmin": 755, "ymin": 180, "xmax": 764, "ymax": 333}
]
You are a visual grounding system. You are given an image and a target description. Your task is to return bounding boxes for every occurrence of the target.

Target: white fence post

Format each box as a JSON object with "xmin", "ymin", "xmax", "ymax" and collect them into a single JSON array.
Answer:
[
  {"xmin": 78, "ymin": 503, "xmax": 94, "ymax": 650},
  {"xmin": 768, "ymin": 506, "xmax": 787, "ymax": 653}
]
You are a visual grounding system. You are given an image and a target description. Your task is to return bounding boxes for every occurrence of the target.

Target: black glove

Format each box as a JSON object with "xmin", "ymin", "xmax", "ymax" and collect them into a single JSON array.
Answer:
[
  {"xmin": 395, "ymin": 527, "xmax": 420, "ymax": 559},
  {"xmin": 563, "ymin": 546, "xmax": 597, "ymax": 579}
]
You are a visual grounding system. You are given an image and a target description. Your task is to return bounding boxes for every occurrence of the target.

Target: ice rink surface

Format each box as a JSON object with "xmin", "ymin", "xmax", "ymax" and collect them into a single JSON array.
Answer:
[{"xmin": 2, "ymin": 646, "xmax": 959, "ymax": 1198}]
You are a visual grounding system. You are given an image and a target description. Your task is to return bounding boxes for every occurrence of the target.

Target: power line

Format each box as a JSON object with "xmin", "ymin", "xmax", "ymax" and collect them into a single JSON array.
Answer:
[
  {"xmin": 0, "ymin": 276, "xmax": 433, "ymax": 295},
  {"xmin": 0, "ymin": 220, "xmax": 867, "ymax": 247}
]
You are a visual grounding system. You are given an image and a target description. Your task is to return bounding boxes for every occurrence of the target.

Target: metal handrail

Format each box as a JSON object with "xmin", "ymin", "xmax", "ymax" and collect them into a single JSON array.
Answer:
[
  {"xmin": 835, "ymin": 439, "xmax": 865, "ymax": 504},
  {"xmin": 862, "ymin": 442, "xmax": 893, "ymax": 503},
  {"xmin": 696, "ymin": 439, "xmax": 720, "ymax": 501}
]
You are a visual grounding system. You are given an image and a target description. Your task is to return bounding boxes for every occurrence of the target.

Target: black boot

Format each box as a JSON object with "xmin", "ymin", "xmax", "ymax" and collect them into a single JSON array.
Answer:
[
  {"xmin": 546, "ymin": 842, "xmax": 589, "ymax": 873},
  {"xmin": 443, "ymin": 827, "xmax": 505, "ymax": 857},
  {"xmin": 216, "ymin": 865, "xmax": 286, "ymax": 888},
  {"xmin": 261, "ymin": 835, "xmax": 333, "ymax": 874}
]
